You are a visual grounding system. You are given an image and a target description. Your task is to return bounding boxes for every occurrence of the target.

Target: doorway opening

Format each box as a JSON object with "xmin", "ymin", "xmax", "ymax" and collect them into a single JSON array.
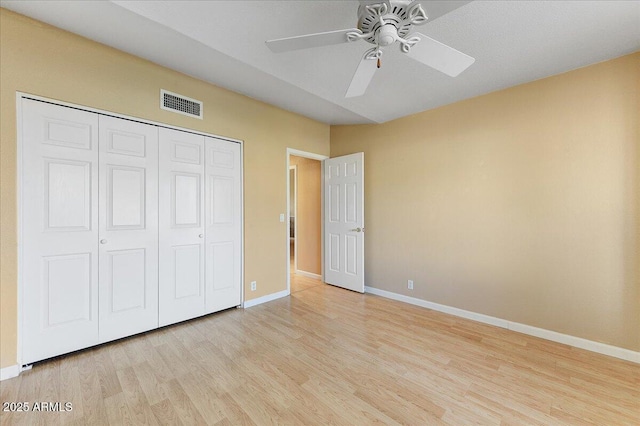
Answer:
[{"xmin": 287, "ymin": 149, "xmax": 327, "ymax": 294}]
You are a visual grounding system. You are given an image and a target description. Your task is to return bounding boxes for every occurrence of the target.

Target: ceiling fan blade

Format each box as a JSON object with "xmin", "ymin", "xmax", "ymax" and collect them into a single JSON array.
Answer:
[
  {"xmin": 266, "ymin": 28, "xmax": 359, "ymax": 53},
  {"xmin": 345, "ymin": 50, "xmax": 378, "ymax": 98},
  {"xmin": 405, "ymin": 33, "xmax": 474, "ymax": 77},
  {"xmin": 411, "ymin": 1, "xmax": 473, "ymax": 23}
]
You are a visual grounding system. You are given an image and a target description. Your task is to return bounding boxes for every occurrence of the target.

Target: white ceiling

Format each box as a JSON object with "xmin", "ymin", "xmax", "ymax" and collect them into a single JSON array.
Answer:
[{"xmin": 2, "ymin": 1, "xmax": 639, "ymax": 125}]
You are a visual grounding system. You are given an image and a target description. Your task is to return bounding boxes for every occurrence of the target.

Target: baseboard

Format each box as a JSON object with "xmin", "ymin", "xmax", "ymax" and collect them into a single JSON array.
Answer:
[
  {"xmin": 0, "ymin": 364, "xmax": 20, "ymax": 381},
  {"xmin": 364, "ymin": 286, "xmax": 640, "ymax": 364},
  {"xmin": 243, "ymin": 289, "xmax": 289, "ymax": 308},
  {"xmin": 295, "ymin": 269, "xmax": 322, "ymax": 280}
]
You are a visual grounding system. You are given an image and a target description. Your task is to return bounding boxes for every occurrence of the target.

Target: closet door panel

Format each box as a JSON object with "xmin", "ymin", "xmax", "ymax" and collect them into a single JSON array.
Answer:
[
  {"xmin": 205, "ymin": 137, "xmax": 242, "ymax": 313},
  {"xmin": 98, "ymin": 116, "xmax": 159, "ymax": 343},
  {"xmin": 159, "ymin": 128, "xmax": 205, "ymax": 326},
  {"xmin": 21, "ymin": 99, "xmax": 241, "ymax": 365},
  {"xmin": 21, "ymin": 99, "xmax": 100, "ymax": 364}
]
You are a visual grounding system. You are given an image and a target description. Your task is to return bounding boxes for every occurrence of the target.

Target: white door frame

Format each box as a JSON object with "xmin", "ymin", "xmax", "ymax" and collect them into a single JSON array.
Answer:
[
  {"xmin": 286, "ymin": 148, "xmax": 328, "ymax": 295},
  {"xmin": 16, "ymin": 92, "xmax": 244, "ymax": 368},
  {"xmin": 289, "ymin": 164, "xmax": 298, "ymax": 273}
]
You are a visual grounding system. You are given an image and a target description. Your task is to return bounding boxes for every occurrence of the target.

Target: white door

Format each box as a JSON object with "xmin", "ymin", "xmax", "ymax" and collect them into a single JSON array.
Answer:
[
  {"xmin": 159, "ymin": 128, "xmax": 205, "ymax": 326},
  {"xmin": 21, "ymin": 99, "xmax": 100, "ymax": 364},
  {"xmin": 204, "ymin": 137, "xmax": 242, "ymax": 313},
  {"xmin": 324, "ymin": 153, "xmax": 365, "ymax": 293},
  {"xmin": 98, "ymin": 116, "xmax": 159, "ymax": 342}
]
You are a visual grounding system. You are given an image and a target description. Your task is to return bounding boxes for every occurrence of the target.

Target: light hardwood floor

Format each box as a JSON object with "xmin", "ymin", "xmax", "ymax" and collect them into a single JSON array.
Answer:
[{"xmin": 1, "ymin": 279, "xmax": 639, "ymax": 425}]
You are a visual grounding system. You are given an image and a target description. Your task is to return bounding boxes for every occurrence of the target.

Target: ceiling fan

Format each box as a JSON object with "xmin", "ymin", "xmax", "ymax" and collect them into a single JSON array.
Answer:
[{"xmin": 265, "ymin": 0, "xmax": 475, "ymax": 98}]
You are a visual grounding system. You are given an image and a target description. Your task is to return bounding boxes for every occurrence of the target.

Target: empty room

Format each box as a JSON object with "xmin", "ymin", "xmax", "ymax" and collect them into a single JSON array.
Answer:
[{"xmin": 0, "ymin": 1, "xmax": 638, "ymax": 424}]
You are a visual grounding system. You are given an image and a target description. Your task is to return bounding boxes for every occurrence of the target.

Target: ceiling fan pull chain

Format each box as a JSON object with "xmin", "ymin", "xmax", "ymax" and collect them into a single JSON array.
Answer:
[{"xmin": 364, "ymin": 47, "xmax": 383, "ymax": 61}]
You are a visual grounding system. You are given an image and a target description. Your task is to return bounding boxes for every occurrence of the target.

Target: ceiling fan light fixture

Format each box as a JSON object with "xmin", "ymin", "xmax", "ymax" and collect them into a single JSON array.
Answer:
[
  {"xmin": 377, "ymin": 24, "xmax": 398, "ymax": 46},
  {"xmin": 357, "ymin": 1, "xmax": 412, "ymax": 45}
]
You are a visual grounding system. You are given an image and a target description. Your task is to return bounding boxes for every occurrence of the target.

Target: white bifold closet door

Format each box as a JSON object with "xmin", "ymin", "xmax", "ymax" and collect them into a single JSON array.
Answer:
[
  {"xmin": 159, "ymin": 128, "xmax": 206, "ymax": 326},
  {"xmin": 21, "ymin": 99, "xmax": 242, "ymax": 364},
  {"xmin": 21, "ymin": 100, "xmax": 161, "ymax": 363},
  {"xmin": 205, "ymin": 137, "xmax": 242, "ymax": 313},
  {"xmin": 98, "ymin": 115, "xmax": 159, "ymax": 342},
  {"xmin": 21, "ymin": 100, "xmax": 100, "ymax": 364}
]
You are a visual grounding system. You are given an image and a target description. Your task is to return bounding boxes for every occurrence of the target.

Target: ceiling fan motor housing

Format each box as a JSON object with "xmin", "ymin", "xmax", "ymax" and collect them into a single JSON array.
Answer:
[
  {"xmin": 378, "ymin": 24, "xmax": 398, "ymax": 46},
  {"xmin": 357, "ymin": 1, "xmax": 414, "ymax": 45}
]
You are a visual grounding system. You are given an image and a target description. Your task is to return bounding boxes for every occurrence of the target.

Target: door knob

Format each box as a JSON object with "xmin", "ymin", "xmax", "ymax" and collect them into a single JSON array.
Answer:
[
  {"xmin": 100, "ymin": 239, "xmax": 108, "ymax": 244},
  {"xmin": 349, "ymin": 227, "xmax": 362, "ymax": 232},
  {"xmin": 198, "ymin": 234, "xmax": 204, "ymax": 238}
]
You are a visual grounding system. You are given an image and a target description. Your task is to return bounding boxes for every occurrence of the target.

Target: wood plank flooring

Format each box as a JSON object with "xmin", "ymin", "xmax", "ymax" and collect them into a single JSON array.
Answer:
[{"xmin": 1, "ymin": 277, "xmax": 638, "ymax": 425}]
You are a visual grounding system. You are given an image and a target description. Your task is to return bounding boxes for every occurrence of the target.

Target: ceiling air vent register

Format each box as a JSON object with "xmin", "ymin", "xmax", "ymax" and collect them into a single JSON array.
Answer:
[{"xmin": 160, "ymin": 89, "xmax": 203, "ymax": 119}]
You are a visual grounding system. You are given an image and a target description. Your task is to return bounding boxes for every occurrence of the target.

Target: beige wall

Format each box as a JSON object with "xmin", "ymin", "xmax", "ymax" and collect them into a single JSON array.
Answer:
[
  {"xmin": 289, "ymin": 156, "xmax": 322, "ymax": 275},
  {"xmin": 0, "ymin": 9, "xmax": 330, "ymax": 368},
  {"xmin": 332, "ymin": 53, "xmax": 640, "ymax": 351}
]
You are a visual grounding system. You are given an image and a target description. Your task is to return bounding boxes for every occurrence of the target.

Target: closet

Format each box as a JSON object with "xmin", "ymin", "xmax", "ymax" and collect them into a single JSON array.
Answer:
[{"xmin": 20, "ymin": 98, "xmax": 242, "ymax": 364}]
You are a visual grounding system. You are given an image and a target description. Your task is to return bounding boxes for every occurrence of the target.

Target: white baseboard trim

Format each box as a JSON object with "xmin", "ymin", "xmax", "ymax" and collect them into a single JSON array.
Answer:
[
  {"xmin": 295, "ymin": 269, "xmax": 322, "ymax": 280},
  {"xmin": 243, "ymin": 289, "xmax": 289, "ymax": 308},
  {"xmin": 0, "ymin": 364, "xmax": 20, "ymax": 381},
  {"xmin": 364, "ymin": 286, "xmax": 640, "ymax": 364}
]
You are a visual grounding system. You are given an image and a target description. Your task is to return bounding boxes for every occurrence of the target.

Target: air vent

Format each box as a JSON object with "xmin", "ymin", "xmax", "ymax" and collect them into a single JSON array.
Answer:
[{"xmin": 160, "ymin": 89, "xmax": 203, "ymax": 119}]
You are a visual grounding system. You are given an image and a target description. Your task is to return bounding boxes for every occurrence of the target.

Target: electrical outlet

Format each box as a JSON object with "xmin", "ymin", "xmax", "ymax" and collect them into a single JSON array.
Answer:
[
  {"xmin": 251, "ymin": 281, "xmax": 257, "ymax": 291},
  {"xmin": 408, "ymin": 280, "xmax": 414, "ymax": 290}
]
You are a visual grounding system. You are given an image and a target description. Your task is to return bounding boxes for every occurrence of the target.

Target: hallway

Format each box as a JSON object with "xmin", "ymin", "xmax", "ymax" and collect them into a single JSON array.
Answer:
[{"xmin": 290, "ymin": 240, "xmax": 322, "ymax": 294}]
